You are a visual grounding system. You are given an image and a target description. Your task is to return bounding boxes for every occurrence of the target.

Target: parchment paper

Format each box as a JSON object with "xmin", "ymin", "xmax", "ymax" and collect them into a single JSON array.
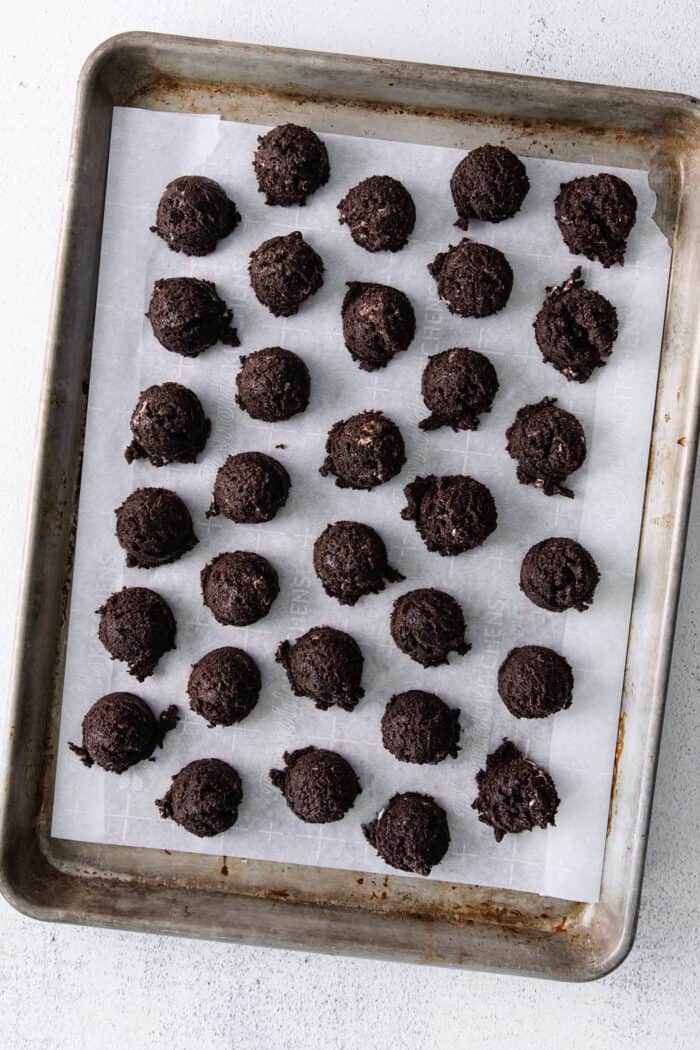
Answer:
[{"xmin": 51, "ymin": 107, "xmax": 671, "ymax": 902}]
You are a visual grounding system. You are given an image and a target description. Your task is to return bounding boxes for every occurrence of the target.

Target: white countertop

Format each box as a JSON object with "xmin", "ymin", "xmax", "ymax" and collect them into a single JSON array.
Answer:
[{"xmin": 1, "ymin": 3, "xmax": 699, "ymax": 1047}]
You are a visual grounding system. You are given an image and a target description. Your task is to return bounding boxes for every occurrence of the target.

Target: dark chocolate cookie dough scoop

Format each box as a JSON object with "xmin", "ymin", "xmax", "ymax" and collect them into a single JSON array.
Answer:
[
  {"xmin": 450, "ymin": 144, "xmax": 530, "ymax": 229},
  {"xmin": 276, "ymin": 626, "xmax": 364, "ymax": 712},
  {"xmin": 363, "ymin": 792, "xmax": 450, "ymax": 876},
  {"xmin": 381, "ymin": 690, "xmax": 461, "ymax": 765},
  {"xmin": 419, "ymin": 347, "xmax": 499, "ymax": 432},
  {"xmin": 151, "ymin": 175, "xmax": 240, "ymax": 256},
  {"xmin": 188, "ymin": 646, "xmax": 261, "ymax": 727},
  {"xmin": 125, "ymin": 382, "xmax": 210, "ymax": 467},
  {"xmin": 428, "ymin": 239, "xmax": 513, "ymax": 318},
  {"xmin": 401, "ymin": 474, "xmax": 497, "ymax": 556},
  {"xmin": 97, "ymin": 587, "xmax": 176, "ymax": 681},
  {"xmin": 249, "ymin": 231, "xmax": 324, "ymax": 316},
  {"xmin": 338, "ymin": 175, "xmax": 416, "ymax": 252},
  {"xmin": 341, "ymin": 282, "xmax": 416, "ymax": 371},
  {"xmin": 146, "ymin": 277, "xmax": 238, "ymax": 356},
  {"xmin": 253, "ymin": 123, "xmax": 330, "ymax": 206},
  {"xmin": 313, "ymin": 520, "xmax": 404, "ymax": 606},
  {"xmin": 207, "ymin": 452, "xmax": 290, "ymax": 523},
  {"xmin": 554, "ymin": 172, "xmax": 637, "ymax": 268},
  {"xmin": 390, "ymin": 588, "xmax": 470, "ymax": 668},
  {"xmin": 506, "ymin": 397, "xmax": 586, "ymax": 498},
  {"xmin": 498, "ymin": 645, "xmax": 574, "ymax": 719},
  {"xmin": 270, "ymin": 747, "xmax": 360, "ymax": 823},
  {"xmin": 320, "ymin": 410, "xmax": 405, "ymax": 490},
  {"xmin": 534, "ymin": 268, "xmax": 619, "ymax": 382},
  {"xmin": 156, "ymin": 758, "xmax": 243, "ymax": 837},
  {"xmin": 115, "ymin": 487, "xmax": 197, "ymax": 568},
  {"xmin": 68, "ymin": 693, "xmax": 179, "ymax": 773},
  {"xmin": 201, "ymin": 551, "xmax": 279, "ymax": 626},
  {"xmin": 472, "ymin": 739, "xmax": 560, "ymax": 842},
  {"xmin": 520, "ymin": 536, "xmax": 600, "ymax": 612},
  {"xmin": 235, "ymin": 347, "xmax": 310, "ymax": 422}
]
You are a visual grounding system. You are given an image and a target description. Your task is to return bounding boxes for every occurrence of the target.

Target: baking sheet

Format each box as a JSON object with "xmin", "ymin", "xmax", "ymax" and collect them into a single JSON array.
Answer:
[{"xmin": 51, "ymin": 107, "xmax": 671, "ymax": 903}]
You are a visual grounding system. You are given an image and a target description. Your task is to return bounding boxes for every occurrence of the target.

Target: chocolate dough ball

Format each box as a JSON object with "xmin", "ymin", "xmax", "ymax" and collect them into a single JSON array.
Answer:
[
  {"xmin": 276, "ymin": 626, "xmax": 364, "ymax": 711},
  {"xmin": 249, "ymin": 231, "xmax": 324, "ymax": 316},
  {"xmin": 506, "ymin": 397, "xmax": 586, "ymax": 498},
  {"xmin": 363, "ymin": 792, "xmax": 450, "ymax": 876},
  {"xmin": 146, "ymin": 277, "xmax": 238, "ymax": 357},
  {"xmin": 207, "ymin": 452, "xmax": 290, "ymax": 523},
  {"xmin": 428, "ymin": 239, "xmax": 513, "ymax": 318},
  {"xmin": 338, "ymin": 175, "xmax": 416, "ymax": 252},
  {"xmin": 341, "ymin": 282, "xmax": 416, "ymax": 371},
  {"xmin": 320, "ymin": 410, "xmax": 405, "ymax": 490},
  {"xmin": 201, "ymin": 551, "xmax": 279, "ymax": 626},
  {"xmin": 534, "ymin": 268, "xmax": 619, "ymax": 382},
  {"xmin": 450, "ymin": 144, "xmax": 530, "ymax": 230},
  {"xmin": 156, "ymin": 758, "xmax": 242, "ymax": 837},
  {"xmin": 520, "ymin": 537, "xmax": 600, "ymax": 612},
  {"xmin": 381, "ymin": 690, "xmax": 461, "ymax": 765},
  {"xmin": 402, "ymin": 474, "xmax": 497, "ymax": 556},
  {"xmin": 420, "ymin": 347, "xmax": 499, "ymax": 432},
  {"xmin": 188, "ymin": 646, "xmax": 261, "ymax": 727},
  {"xmin": 235, "ymin": 347, "xmax": 310, "ymax": 422},
  {"xmin": 97, "ymin": 587, "xmax": 176, "ymax": 681},
  {"xmin": 253, "ymin": 123, "xmax": 330, "ymax": 206},
  {"xmin": 472, "ymin": 739, "xmax": 560, "ymax": 842},
  {"xmin": 151, "ymin": 175, "xmax": 239, "ymax": 256},
  {"xmin": 555, "ymin": 173, "xmax": 638, "ymax": 268},
  {"xmin": 313, "ymin": 520, "xmax": 404, "ymax": 606},
  {"xmin": 270, "ymin": 747, "xmax": 360, "ymax": 823},
  {"xmin": 68, "ymin": 693, "xmax": 179, "ymax": 773},
  {"xmin": 498, "ymin": 645, "xmax": 574, "ymax": 719},
  {"xmin": 125, "ymin": 382, "xmax": 210, "ymax": 467},
  {"xmin": 115, "ymin": 487, "xmax": 197, "ymax": 568},
  {"xmin": 390, "ymin": 588, "xmax": 470, "ymax": 668}
]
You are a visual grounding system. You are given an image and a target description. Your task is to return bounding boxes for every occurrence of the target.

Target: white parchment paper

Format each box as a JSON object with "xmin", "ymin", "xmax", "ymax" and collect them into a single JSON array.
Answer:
[{"xmin": 51, "ymin": 107, "xmax": 671, "ymax": 903}]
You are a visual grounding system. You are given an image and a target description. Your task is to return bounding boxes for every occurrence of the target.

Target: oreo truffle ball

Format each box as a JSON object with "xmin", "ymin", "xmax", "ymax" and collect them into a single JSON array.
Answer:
[
  {"xmin": 125, "ymin": 382, "xmax": 210, "ymax": 467},
  {"xmin": 320, "ymin": 411, "xmax": 405, "ymax": 490},
  {"xmin": 390, "ymin": 588, "xmax": 470, "ymax": 668},
  {"xmin": 146, "ymin": 277, "xmax": 238, "ymax": 357},
  {"xmin": 450, "ymin": 144, "xmax": 530, "ymax": 230},
  {"xmin": 381, "ymin": 691, "xmax": 460, "ymax": 765},
  {"xmin": 338, "ymin": 175, "xmax": 416, "ymax": 252},
  {"xmin": 151, "ymin": 175, "xmax": 239, "ymax": 256},
  {"xmin": 253, "ymin": 123, "xmax": 330, "ymax": 206},
  {"xmin": 363, "ymin": 792, "xmax": 450, "ymax": 876},
  {"xmin": 68, "ymin": 693, "xmax": 179, "ymax": 773},
  {"xmin": 428, "ymin": 239, "xmax": 513, "ymax": 318},
  {"xmin": 506, "ymin": 398, "xmax": 586, "ymax": 498},
  {"xmin": 235, "ymin": 347, "xmax": 310, "ymax": 422},
  {"xmin": 520, "ymin": 537, "xmax": 600, "ymax": 612},
  {"xmin": 341, "ymin": 282, "xmax": 416, "ymax": 371},
  {"xmin": 555, "ymin": 173, "xmax": 637, "ymax": 268},
  {"xmin": 313, "ymin": 520, "xmax": 404, "ymax": 606},
  {"xmin": 207, "ymin": 452, "xmax": 290, "ymax": 523},
  {"xmin": 420, "ymin": 347, "xmax": 499, "ymax": 432},
  {"xmin": 402, "ymin": 474, "xmax": 497, "ymax": 555},
  {"xmin": 115, "ymin": 487, "xmax": 197, "ymax": 568},
  {"xmin": 249, "ymin": 231, "xmax": 324, "ymax": 316},
  {"xmin": 276, "ymin": 626, "xmax": 364, "ymax": 712},
  {"xmin": 201, "ymin": 551, "xmax": 279, "ymax": 626},
  {"xmin": 97, "ymin": 587, "xmax": 176, "ymax": 681},
  {"xmin": 188, "ymin": 646, "xmax": 261, "ymax": 727},
  {"xmin": 498, "ymin": 645, "xmax": 574, "ymax": 719},
  {"xmin": 270, "ymin": 747, "xmax": 360, "ymax": 823},
  {"xmin": 472, "ymin": 740, "xmax": 560, "ymax": 842},
  {"xmin": 156, "ymin": 758, "xmax": 242, "ymax": 837},
  {"xmin": 534, "ymin": 268, "xmax": 619, "ymax": 382}
]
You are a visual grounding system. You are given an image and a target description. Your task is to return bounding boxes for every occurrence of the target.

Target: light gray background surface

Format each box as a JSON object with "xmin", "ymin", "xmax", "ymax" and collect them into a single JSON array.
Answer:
[{"xmin": 1, "ymin": 3, "xmax": 699, "ymax": 1047}]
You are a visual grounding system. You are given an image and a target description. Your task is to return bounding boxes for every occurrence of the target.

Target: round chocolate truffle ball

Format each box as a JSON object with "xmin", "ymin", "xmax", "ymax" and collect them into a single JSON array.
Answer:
[
  {"xmin": 249, "ymin": 231, "xmax": 324, "ymax": 316},
  {"xmin": 401, "ymin": 474, "xmax": 497, "ymax": 556},
  {"xmin": 187, "ymin": 646, "xmax": 261, "ymax": 727},
  {"xmin": 97, "ymin": 586, "xmax": 176, "ymax": 681},
  {"xmin": 276, "ymin": 626, "xmax": 364, "ymax": 712},
  {"xmin": 554, "ymin": 172, "xmax": 637, "ymax": 268},
  {"xmin": 506, "ymin": 397, "xmax": 586, "ymax": 499},
  {"xmin": 419, "ymin": 347, "xmax": 499, "ymax": 432},
  {"xmin": 156, "ymin": 758, "xmax": 243, "ymax": 837},
  {"xmin": 253, "ymin": 123, "xmax": 330, "ymax": 206},
  {"xmin": 146, "ymin": 277, "xmax": 238, "ymax": 357},
  {"xmin": 68, "ymin": 693, "xmax": 179, "ymax": 773},
  {"xmin": 381, "ymin": 691, "xmax": 461, "ymax": 765},
  {"xmin": 320, "ymin": 410, "xmax": 405, "ymax": 490},
  {"xmin": 201, "ymin": 551, "xmax": 279, "ymax": 626},
  {"xmin": 151, "ymin": 175, "xmax": 239, "ymax": 256},
  {"xmin": 125, "ymin": 382, "xmax": 210, "ymax": 467},
  {"xmin": 472, "ymin": 739, "xmax": 560, "ymax": 842},
  {"xmin": 338, "ymin": 175, "xmax": 416, "ymax": 253},
  {"xmin": 313, "ymin": 520, "xmax": 404, "ymax": 606},
  {"xmin": 498, "ymin": 645, "xmax": 574, "ymax": 719},
  {"xmin": 450, "ymin": 144, "xmax": 530, "ymax": 230},
  {"xmin": 235, "ymin": 347, "xmax": 310, "ymax": 422},
  {"xmin": 390, "ymin": 588, "xmax": 470, "ymax": 668},
  {"xmin": 363, "ymin": 792, "xmax": 450, "ymax": 876},
  {"xmin": 207, "ymin": 452, "xmax": 290, "ymax": 523},
  {"xmin": 520, "ymin": 537, "xmax": 600, "ymax": 613},
  {"xmin": 534, "ymin": 268, "xmax": 619, "ymax": 383},
  {"xmin": 341, "ymin": 282, "xmax": 416, "ymax": 371},
  {"xmin": 115, "ymin": 487, "xmax": 197, "ymax": 568},
  {"xmin": 428, "ymin": 239, "xmax": 513, "ymax": 318},
  {"xmin": 270, "ymin": 747, "xmax": 360, "ymax": 823}
]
